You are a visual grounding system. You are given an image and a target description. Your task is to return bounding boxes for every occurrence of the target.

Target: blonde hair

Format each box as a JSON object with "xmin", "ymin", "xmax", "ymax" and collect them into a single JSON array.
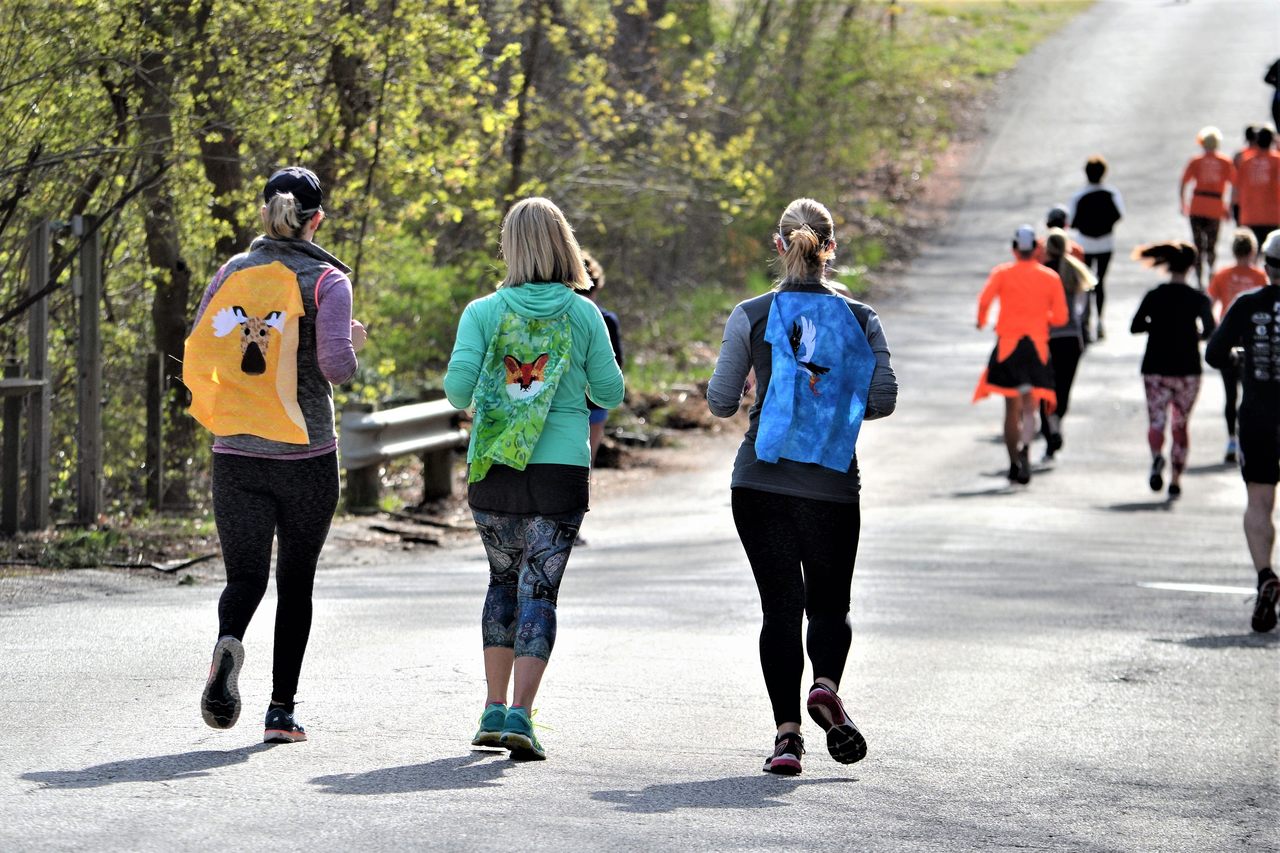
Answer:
[
  {"xmin": 1045, "ymin": 228, "xmax": 1096, "ymax": 294},
  {"xmin": 776, "ymin": 198, "xmax": 835, "ymax": 283},
  {"xmin": 263, "ymin": 192, "xmax": 307, "ymax": 239},
  {"xmin": 500, "ymin": 197, "xmax": 589, "ymax": 290},
  {"xmin": 1198, "ymin": 126, "xmax": 1222, "ymax": 151}
]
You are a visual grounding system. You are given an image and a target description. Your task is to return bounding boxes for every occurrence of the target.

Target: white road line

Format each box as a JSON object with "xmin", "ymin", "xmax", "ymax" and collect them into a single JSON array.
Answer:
[{"xmin": 1138, "ymin": 582, "xmax": 1254, "ymax": 596}]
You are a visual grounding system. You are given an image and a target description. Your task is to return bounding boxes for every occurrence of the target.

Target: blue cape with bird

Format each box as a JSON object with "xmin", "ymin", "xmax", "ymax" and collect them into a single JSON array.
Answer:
[{"xmin": 756, "ymin": 291, "xmax": 876, "ymax": 471}]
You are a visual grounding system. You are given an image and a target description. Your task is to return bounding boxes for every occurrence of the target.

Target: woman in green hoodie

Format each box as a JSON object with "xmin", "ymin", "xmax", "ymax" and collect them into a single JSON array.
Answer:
[{"xmin": 444, "ymin": 197, "xmax": 625, "ymax": 760}]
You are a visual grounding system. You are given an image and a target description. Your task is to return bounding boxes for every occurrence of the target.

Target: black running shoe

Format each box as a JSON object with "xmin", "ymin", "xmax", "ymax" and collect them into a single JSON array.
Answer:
[
  {"xmin": 1168, "ymin": 482, "xmax": 1181, "ymax": 499},
  {"xmin": 1014, "ymin": 447, "xmax": 1032, "ymax": 485},
  {"xmin": 1252, "ymin": 577, "xmax": 1279, "ymax": 633},
  {"xmin": 762, "ymin": 732, "xmax": 804, "ymax": 775},
  {"xmin": 264, "ymin": 706, "xmax": 308, "ymax": 743},
  {"xmin": 806, "ymin": 683, "xmax": 868, "ymax": 765},
  {"xmin": 1149, "ymin": 455, "xmax": 1165, "ymax": 492},
  {"xmin": 200, "ymin": 636, "xmax": 244, "ymax": 729},
  {"xmin": 1045, "ymin": 432, "xmax": 1064, "ymax": 457}
]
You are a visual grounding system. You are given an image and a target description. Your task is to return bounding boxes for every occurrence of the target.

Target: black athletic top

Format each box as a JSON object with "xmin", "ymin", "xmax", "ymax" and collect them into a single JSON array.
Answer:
[
  {"xmin": 1205, "ymin": 284, "xmax": 1280, "ymax": 416},
  {"xmin": 1130, "ymin": 282, "xmax": 1215, "ymax": 376}
]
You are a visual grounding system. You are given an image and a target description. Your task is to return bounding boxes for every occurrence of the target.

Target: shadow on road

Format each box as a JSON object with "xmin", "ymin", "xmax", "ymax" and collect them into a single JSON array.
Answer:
[
  {"xmin": 310, "ymin": 752, "xmax": 508, "ymax": 795},
  {"xmin": 1101, "ymin": 500, "xmax": 1173, "ymax": 513},
  {"xmin": 21, "ymin": 743, "xmax": 275, "ymax": 789},
  {"xmin": 591, "ymin": 774, "xmax": 855, "ymax": 813},
  {"xmin": 1152, "ymin": 633, "xmax": 1280, "ymax": 650},
  {"xmin": 1182, "ymin": 462, "xmax": 1236, "ymax": 476}
]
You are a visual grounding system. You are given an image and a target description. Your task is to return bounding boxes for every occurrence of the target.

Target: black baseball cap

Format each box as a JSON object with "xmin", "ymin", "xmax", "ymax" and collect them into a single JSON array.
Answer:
[{"xmin": 263, "ymin": 167, "xmax": 323, "ymax": 214}]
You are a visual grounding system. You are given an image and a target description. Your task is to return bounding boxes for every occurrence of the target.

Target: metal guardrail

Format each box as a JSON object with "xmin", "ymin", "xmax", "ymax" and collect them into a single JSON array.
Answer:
[{"xmin": 339, "ymin": 398, "xmax": 469, "ymax": 471}]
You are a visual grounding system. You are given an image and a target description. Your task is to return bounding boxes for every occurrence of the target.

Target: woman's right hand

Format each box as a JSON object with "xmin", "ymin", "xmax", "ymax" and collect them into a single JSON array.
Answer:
[{"xmin": 351, "ymin": 320, "xmax": 368, "ymax": 352}]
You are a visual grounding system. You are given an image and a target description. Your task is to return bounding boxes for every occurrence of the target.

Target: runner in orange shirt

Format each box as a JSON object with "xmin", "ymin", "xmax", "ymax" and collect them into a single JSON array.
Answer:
[
  {"xmin": 1032, "ymin": 205, "xmax": 1086, "ymax": 264},
  {"xmin": 1237, "ymin": 126, "xmax": 1280, "ymax": 248},
  {"xmin": 975, "ymin": 225, "xmax": 1069, "ymax": 484},
  {"xmin": 1207, "ymin": 229, "xmax": 1268, "ymax": 462},
  {"xmin": 1231, "ymin": 125, "xmax": 1259, "ymax": 224},
  {"xmin": 1179, "ymin": 126, "xmax": 1235, "ymax": 285}
]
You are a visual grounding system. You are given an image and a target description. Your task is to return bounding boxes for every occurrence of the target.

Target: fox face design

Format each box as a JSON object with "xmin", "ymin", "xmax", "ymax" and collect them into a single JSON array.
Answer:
[
  {"xmin": 504, "ymin": 354, "xmax": 550, "ymax": 400},
  {"xmin": 212, "ymin": 305, "xmax": 286, "ymax": 375},
  {"xmin": 789, "ymin": 316, "xmax": 830, "ymax": 395}
]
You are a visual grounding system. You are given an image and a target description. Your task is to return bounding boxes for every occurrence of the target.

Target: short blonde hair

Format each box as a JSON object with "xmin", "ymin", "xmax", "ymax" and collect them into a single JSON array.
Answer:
[
  {"xmin": 776, "ymin": 198, "xmax": 835, "ymax": 283},
  {"xmin": 500, "ymin": 197, "xmax": 589, "ymax": 290},
  {"xmin": 1198, "ymin": 126, "xmax": 1222, "ymax": 151}
]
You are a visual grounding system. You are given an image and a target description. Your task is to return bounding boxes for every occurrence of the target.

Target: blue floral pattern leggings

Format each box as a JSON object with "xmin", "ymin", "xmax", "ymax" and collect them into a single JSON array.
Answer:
[{"xmin": 473, "ymin": 509, "xmax": 584, "ymax": 661}]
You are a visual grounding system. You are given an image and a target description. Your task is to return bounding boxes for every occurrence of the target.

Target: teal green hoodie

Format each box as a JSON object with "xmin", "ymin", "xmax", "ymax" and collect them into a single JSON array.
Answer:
[{"xmin": 444, "ymin": 282, "xmax": 625, "ymax": 468}]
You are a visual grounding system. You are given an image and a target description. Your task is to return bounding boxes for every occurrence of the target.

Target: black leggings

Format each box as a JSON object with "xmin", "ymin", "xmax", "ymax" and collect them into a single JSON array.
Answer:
[
  {"xmin": 212, "ymin": 451, "xmax": 339, "ymax": 705},
  {"xmin": 1084, "ymin": 251, "xmax": 1112, "ymax": 329},
  {"xmin": 1040, "ymin": 335, "xmax": 1084, "ymax": 436},
  {"xmin": 1221, "ymin": 362, "xmax": 1240, "ymax": 437},
  {"xmin": 731, "ymin": 488, "xmax": 861, "ymax": 726}
]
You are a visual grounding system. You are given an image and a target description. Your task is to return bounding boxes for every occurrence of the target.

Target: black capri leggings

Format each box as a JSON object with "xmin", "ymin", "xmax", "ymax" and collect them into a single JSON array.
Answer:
[
  {"xmin": 731, "ymin": 487, "xmax": 861, "ymax": 727},
  {"xmin": 212, "ymin": 451, "xmax": 339, "ymax": 705}
]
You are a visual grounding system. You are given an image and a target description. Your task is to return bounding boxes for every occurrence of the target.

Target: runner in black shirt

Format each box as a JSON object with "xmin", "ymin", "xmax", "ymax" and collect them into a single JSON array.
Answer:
[{"xmin": 1205, "ymin": 229, "xmax": 1280, "ymax": 632}]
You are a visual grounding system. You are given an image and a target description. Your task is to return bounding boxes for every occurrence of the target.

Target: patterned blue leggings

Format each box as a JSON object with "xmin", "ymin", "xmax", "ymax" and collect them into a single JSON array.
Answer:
[{"xmin": 473, "ymin": 509, "xmax": 583, "ymax": 661}]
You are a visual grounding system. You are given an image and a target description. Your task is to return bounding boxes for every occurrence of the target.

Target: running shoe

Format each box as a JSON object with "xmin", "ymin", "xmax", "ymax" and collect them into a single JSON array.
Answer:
[
  {"xmin": 762, "ymin": 732, "xmax": 804, "ymax": 775},
  {"xmin": 471, "ymin": 702, "xmax": 508, "ymax": 748},
  {"xmin": 1225, "ymin": 438, "xmax": 1238, "ymax": 464},
  {"xmin": 1252, "ymin": 576, "xmax": 1279, "ymax": 633},
  {"xmin": 200, "ymin": 636, "xmax": 244, "ymax": 729},
  {"xmin": 1014, "ymin": 447, "xmax": 1032, "ymax": 485},
  {"xmin": 1168, "ymin": 482, "xmax": 1182, "ymax": 499},
  {"xmin": 1045, "ymin": 432, "xmax": 1064, "ymax": 458},
  {"xmin": 499, "ymin": 706, "xmax": 546, "ymax": 760},
  {"xmin": 1149, "ymin": 455, "xmax": 1165, "ymax": 492},
  {"xmin": 264, "ymin": 706, "xmax": 307, "ymax": 743},
  {"xmin": 806, "ymin": 683, "xmax": 868, "ymax": 765}
]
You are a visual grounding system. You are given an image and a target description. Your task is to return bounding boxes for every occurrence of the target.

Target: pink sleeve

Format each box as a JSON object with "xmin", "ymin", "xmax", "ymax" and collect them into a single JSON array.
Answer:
[{"xmin": 315, "ymin": 268, "xmax": 358, "ymax": 384}]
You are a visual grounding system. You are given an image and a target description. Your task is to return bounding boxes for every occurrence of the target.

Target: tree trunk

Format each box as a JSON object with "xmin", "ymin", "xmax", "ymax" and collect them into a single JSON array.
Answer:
[{"xmin": 136, "ymin": 11, "xmax": 195, "ymax": 506}]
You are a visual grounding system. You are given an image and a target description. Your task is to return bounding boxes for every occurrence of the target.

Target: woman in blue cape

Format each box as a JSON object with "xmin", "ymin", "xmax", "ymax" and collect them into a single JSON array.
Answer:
[{"xmin": 707, "ymin": 198, "xmax": 898, "ymax": 775}]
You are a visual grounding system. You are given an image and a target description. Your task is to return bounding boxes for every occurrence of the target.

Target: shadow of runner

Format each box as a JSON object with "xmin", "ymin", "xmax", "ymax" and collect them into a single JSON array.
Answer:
[
  {"xmin": 310, "ymin": 752, "xmax": 508, "ymax": 795},
  {"xmin": 591, "ymin": 774, "xmax": 856, "ymax": 814},
  {"xmin": 1152, "ymin": 633, "xmax": 1280, "ymax": 650},
  {"xmin": 22, "ymin": 743, "xmax": 275, "ymax": 789},
  {"xmin": 1101, "ymin": 500, "xmax": 1172, "ymax": 512}
]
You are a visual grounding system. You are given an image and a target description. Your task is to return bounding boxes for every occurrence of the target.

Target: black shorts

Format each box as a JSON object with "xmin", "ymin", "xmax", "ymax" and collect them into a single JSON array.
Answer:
[
  {"xmin": 986, "ymin": 336, "xmax": 1054, "ymax": 394},
  {"xmin": 1238, "ymin": 411, "xmax": 1280, "ymax": 485}
]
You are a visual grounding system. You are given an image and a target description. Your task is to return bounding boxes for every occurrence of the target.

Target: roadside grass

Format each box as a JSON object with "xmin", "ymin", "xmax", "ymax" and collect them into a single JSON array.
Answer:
[{"xmin": 0, "ymin": 514, "xmax": 219, "ymax": 569}]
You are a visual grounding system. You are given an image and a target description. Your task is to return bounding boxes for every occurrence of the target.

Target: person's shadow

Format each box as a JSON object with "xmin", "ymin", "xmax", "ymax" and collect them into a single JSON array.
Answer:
[
  {"xmin": 1152, "ymin": 633, "xmax": 1280, "ymax": 650},
  {"xmin": 591, "ymin": 774, "xmax": 856, "ymax": 814},
  {"xmin": 310, "ymin": 751, "xmax": 509, "ymax": 795},
  {"xmin": 22, "ymin": 743, "xmax": 275, "ymax": 789}
]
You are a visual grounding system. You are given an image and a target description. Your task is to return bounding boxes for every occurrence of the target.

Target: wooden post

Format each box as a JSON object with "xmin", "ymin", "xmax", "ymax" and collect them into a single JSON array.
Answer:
[
  {"xmin": 343, "ymin": 402, "xmax": 380, "ymax": 513},
  {"xmin": 2, "ymin": 360, "xmax": 21, "ymax": 536},
  {"xmin": 25, "ymin": 221, "xmax": 51, "ymax": 529},
  {"xmin": 75, "ymin": 215, "xmax": 103, "ymax": 526},
  {"xmin": 146, "ymin": 352, "xmax": 164, "ymax": 510}
]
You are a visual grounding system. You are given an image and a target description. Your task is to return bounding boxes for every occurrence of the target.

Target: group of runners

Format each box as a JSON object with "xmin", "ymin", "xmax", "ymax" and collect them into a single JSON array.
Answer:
[
  {"xmin": 975, "ymin": 129, "xmax": 1280, "ymax": 635},
  {"xmin": 185, "ymin": 168, "xmax": 894, "ymax": 774}
]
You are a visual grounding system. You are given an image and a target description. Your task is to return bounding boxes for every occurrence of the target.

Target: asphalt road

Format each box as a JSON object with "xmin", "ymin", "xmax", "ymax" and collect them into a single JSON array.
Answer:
[{"xmin": 3, "ymin": 1, "xmax": 1279, "ymax": 850}]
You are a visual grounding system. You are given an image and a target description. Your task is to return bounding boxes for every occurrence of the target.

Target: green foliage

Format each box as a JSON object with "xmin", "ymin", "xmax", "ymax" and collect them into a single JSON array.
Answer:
[
  {"xmin": 37, "ymin": 528, "xmax": 122, "ymax": 569},
  {"xmin": 0, "ymin": 0, "xmax": 1087, "ymax": 516}
]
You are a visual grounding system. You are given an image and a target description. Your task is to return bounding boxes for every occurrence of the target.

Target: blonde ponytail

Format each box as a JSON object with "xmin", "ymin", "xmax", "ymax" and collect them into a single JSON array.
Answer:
[
  {"xmin": 776, "ymin": 198, "xmax": 835, "ymax": 283},
  {"xmin": 264, "ymin": 192, "xmax": 305, "ymax": 239}
]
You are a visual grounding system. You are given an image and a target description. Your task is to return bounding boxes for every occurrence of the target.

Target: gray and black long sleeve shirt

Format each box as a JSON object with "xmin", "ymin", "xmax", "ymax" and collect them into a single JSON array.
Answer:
[{"xmin": 706, "ymin": 280, "xmax": 898, "ymax": 503}]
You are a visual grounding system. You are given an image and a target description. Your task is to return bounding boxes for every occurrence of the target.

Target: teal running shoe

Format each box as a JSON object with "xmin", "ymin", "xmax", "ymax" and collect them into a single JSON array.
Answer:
[
  {"xmin": 499, "ymin": 706, "xmax": 546, "ymax": 760},
  {"xmin": 471, "ymin": 702, "xmax": 507, "ymax": 748}
]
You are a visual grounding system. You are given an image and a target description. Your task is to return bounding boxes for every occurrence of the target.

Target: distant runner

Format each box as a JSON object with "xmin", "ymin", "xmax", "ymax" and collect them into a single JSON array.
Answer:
[
  {"xmin": 1069, "ymin": 155, "xmax": 1125, "ymax": 340},
  {"xmin": 1130, "ymin": 241, "xmax": 1215, "ymax": 499},
  {"xmin": 1037, "ymin": 228, "xmax": 1096, "ymax": 459},
  {"xmin": 1230, "ymin": 125, "xmax": 1259, "ymax": 225},
  {"xmin": 1236, "ymin": 126, "xmax": 1280, "ymax": 248},
  {"xmin": 974, "ymin": 225, "xmax": 1068, "ymax": 484},
  {"xmin": 1207, "ymin": 229, "xmax": 1268, "ymax": 462},
  {"xmin": 1205, "ymin": 229, "xmax": 1280, "ymax": 632},
  {"xmin": 1179, "ymin": 126, "xmax": 1235, "ymax": 286},
  {"xmin": 707, "ymin": 197, "xmax": 898, "ymax": 776},
  {"xmin": 1033, "ymin": 205, "xmax": 1086, "ymax": 265}
]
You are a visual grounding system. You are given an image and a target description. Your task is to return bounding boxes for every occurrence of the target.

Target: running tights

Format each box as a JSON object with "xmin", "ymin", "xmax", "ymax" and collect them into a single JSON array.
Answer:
[
  {"xmin": 1040, "ymin": 336, "xmax": 1083, "ymax": 439},
  {"xmin": 1144, "ymin": 375, "xmax": 1201, "ymax": 475},
  {"xmin": 731, "ymin": 488, "xmax": 860, "ymax": 727},
  {"xmin": 1084, "ymin": 252, "xmax": 1112, "ymax": 332},
  {"xmin": 473, "ymin": 509, "xmax": 583, "ymax": 661},
  {"xmin": 1221, "ymin": 363, "xmax": 1240, "ymax": 437},
  {"xmin": 213, "ymin": 451, "xmax": 339, "ymax": 705}
]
